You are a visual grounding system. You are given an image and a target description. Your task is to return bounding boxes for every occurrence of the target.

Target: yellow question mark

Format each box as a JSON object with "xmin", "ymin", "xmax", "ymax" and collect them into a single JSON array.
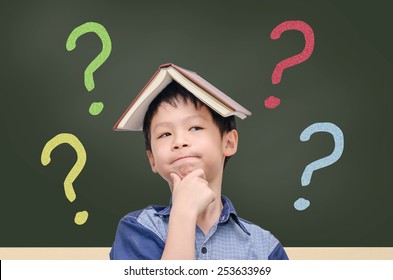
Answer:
[{"xmin": 41, "ymin": 133, "xmax": 88, "ymax": 225}]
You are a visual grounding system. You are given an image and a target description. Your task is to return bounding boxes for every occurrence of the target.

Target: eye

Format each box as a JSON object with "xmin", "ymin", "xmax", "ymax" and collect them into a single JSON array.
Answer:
[
  {"xmin": 190, "ymin": 126, "xmax": 203, "ymax": 131},
  {"xmin": 158, "ymin": 132, "xmax": 171, "ymax": 139}
]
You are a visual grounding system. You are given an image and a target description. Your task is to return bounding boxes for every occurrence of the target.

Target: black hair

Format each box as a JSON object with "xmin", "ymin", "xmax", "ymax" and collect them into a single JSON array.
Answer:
[{"xmin": 143, "ymin": 81, "xmax": 236, "ymax": 167}]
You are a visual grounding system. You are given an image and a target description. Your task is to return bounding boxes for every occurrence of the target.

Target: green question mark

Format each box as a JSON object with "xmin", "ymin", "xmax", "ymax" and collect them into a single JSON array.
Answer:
[{"xmin": 66, "ymin": 22, "xmax": 112, "ymax": 116}]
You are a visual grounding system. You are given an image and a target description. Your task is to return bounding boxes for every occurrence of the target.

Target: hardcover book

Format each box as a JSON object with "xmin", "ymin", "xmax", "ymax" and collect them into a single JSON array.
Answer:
[{"xmin": 114, "ymin": 63, "xmax": 251, "ymax": 131}]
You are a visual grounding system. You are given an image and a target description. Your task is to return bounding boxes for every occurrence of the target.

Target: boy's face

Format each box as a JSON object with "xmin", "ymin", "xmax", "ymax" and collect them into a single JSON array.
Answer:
[{"xmin": 146, "ymin": 100, "xmax": 238, "ymax": 187}]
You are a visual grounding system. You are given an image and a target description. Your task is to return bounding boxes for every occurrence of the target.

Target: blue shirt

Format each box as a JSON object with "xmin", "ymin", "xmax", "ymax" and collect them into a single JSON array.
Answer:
[{"xmin": 110, "ymin": 196, "xmax": 288, "ymax": 260}]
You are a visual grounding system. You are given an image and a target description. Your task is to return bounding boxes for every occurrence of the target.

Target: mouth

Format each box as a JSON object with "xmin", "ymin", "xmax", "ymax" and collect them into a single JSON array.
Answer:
[{"xmin": 172, "ymin": 156, "xmax": 198, "ymax": 164}]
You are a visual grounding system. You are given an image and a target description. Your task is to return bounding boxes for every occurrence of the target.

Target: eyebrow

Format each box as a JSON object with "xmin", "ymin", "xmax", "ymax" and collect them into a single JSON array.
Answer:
[{"xmin": 152, "ymin": 115, "xmax": 206, "ymax": 133}]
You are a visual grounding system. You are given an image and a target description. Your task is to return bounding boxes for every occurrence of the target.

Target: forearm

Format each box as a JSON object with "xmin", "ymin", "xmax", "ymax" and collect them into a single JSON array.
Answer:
[{"xmin": 161, "ymin": 206, "xmax": 197, "ymax": 260}]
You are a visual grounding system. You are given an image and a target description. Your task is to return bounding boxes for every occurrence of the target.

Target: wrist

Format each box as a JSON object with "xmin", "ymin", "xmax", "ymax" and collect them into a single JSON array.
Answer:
[{"xmin": 170, "ymin": 204, "xmax": 198, "ymax": 224}]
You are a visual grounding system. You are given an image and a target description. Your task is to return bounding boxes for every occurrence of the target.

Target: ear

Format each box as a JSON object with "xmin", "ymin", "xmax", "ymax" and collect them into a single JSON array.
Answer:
[
  {"xmin": 146, "ymin": 150, "xmax": 157, "ymax": 173},
  {"xmin": 222, "ymin": 129, "xmax": 238, "ymax": 157}
]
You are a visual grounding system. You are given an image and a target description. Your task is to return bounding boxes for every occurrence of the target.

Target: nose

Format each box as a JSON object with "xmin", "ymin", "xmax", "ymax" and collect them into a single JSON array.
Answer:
[{"xmin": 172, "ymin": 133, "xmax": 190, "ymax": 150}]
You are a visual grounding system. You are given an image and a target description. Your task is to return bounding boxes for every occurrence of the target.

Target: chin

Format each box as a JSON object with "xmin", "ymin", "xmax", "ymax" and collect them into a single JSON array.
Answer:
[
  {"xmin": 175, "ymin": 164, "xmax": 200, "ymax": 178},
  {"xmin": 177, "ymin": 167, "xmax": 194, "ymax": 178}
]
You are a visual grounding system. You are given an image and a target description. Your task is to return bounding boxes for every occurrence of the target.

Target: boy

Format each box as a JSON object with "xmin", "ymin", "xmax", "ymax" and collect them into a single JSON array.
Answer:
[{"xmin": 110, "ymin": 66, "xmax": 288, "ymax": 260}]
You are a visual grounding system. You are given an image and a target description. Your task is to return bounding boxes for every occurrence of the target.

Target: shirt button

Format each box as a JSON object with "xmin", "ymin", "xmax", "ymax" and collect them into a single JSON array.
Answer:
[{"xmin": 201, "ymin": 247, "xmax": 207, "ymax": 254}]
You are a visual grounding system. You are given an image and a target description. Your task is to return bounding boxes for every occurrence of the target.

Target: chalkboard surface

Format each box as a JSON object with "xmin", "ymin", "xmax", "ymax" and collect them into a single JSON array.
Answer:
[{"xmin": 1, "ymin": 0, "xmax": 392, "ymax": 247}]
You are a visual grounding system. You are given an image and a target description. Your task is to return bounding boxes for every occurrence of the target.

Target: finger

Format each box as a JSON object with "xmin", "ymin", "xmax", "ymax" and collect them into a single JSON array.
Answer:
[
  {"xmin": 189, "ymin": 168, "xmax": 206, "ymax": 180},
  {"xmin": 169, "ymin": 173, "xmax": 181, "ymax": 190},
  {"xmin": 210, "ymin": 193, "xmax": 218, "ymax": 203}
]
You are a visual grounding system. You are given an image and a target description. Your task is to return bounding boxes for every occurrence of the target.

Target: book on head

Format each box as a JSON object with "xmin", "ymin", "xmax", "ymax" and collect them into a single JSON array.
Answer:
[{"xmin": 114, "ymin": 63, "xmax": 252, "ymax": 131}]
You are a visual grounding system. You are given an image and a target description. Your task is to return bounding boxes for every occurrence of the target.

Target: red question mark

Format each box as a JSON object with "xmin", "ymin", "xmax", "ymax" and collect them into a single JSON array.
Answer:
[{"xmin": 265, "ymin": 20, "xmax": 315, "ymax": 109}]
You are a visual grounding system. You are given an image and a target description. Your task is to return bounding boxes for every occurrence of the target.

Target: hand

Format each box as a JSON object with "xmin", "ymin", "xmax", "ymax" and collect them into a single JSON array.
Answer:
[{"xmin": 169, "ymin": 169, "xmax": 216, "ymax": 218}]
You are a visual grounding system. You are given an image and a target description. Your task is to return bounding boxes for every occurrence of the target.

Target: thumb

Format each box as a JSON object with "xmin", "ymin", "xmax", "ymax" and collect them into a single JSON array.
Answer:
[{"xmin": 169, "ymin": 173, "xmax": 181, "ymax": 191}]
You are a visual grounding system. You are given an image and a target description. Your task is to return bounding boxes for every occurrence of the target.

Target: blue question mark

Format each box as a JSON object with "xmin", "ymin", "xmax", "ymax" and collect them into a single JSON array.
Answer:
[{"xmin": 294, "ymin": 122, "xmax": 344, "ymax": 211}]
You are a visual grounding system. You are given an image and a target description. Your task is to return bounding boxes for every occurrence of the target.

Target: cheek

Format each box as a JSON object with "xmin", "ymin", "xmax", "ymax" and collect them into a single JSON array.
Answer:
[
  {"xmin": 200, "ymin": 136, "xmax": 225, "ymax": 160},
  {"xmin": 151, "ymin": 144, "xmax": 168, "ymax": 169},
  {"xmin": 150, "ymin": 152, "xmax": 173, "ymax": 185}
]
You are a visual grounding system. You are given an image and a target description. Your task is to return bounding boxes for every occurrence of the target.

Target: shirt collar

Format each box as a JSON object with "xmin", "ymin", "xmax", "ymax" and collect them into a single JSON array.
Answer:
[
  {"xmin": 220, "ymin": 195, "xmax": 250, "ymax": 235},
  {"xmin": 154, "ymin": 195, "xmax": 250, "ymax": 235}
]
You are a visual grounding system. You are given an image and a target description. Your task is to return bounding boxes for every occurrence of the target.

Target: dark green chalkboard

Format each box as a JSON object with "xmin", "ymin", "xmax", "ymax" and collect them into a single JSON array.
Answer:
[{"xmin": 1, "ymin": 0, "xmax": 392, "ymax": 247}]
